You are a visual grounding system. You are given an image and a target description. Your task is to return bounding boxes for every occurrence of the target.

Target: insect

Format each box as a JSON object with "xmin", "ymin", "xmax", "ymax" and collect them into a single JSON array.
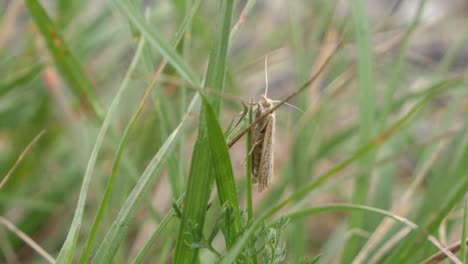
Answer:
[
  {"xmin": 225, "ymin": 40, "xmax": 343, "ymax": 191},
  {"xmin": 251, "ymin": 94, "xmax": 275, "ymax": 191},
  {"xmin": 250, "ymin": 57, "xmax": 278, "ymax": 192}
]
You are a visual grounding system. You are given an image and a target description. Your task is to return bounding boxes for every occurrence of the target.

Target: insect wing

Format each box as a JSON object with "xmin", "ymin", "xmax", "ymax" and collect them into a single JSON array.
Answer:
[{"xmin": 256, "ymin": 112, "xmax": 275, "ymax": 191}]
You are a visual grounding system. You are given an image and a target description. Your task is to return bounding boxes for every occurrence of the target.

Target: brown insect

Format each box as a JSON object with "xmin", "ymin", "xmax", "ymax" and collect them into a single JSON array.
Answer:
[
  {"xmin": 226, "ymin": 39, "xmax": 343, "ymax": 191},
  {"xmin": 251, "ymin": 95, "xmax": 275, "ymax": 191},
  {"xmin": 249, "ymin": 56, "xmax": 280, "ymax": 191}
]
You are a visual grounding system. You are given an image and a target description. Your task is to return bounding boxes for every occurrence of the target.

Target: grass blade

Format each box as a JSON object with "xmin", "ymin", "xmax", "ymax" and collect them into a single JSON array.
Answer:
[
  {"xmin": 344, "ymin": 0, "xmax": 377, "ymax": 262},
  {"xmin": 0, "ymin": 216, "xmax": 55, "ymax": 264},
  {"xmin": 201, "ymin": 95, "xmax": 242, "ymax": 246},
  {"xmin": 0, "ymin": 130, "xmax": 46, "ymax": 190},
  {"xmin": 111, "ymin": 0, "xmax": 200, "ymax": 86},
  {"xmin": 91, "ymin": 95, "xmax": 200, "ymax": 262},
  {"xmin": 174, "ymin": 0, "xmax": 234, "ymax": 262},
  {"xmin": 0, "ymin": 64, "xmax": 43, "ymax": 97},
  {"xmin": 384, "ymin": 122, "xmax": 468, "ymax": 263},
  {"xmin": 24, "ymin": 0, "xmax": 104, "ymax": 119},
  {"xmin": 221, "ymin": 84, "xmax": 459, "ymax": 263},
  {"xmin": 246, "ymin": 104, "xmax": 254, "ymax": 221},
  {"xmin": 78, "ymin": 1, "xmax": 202, "ymax": 261},
  {"xmin": 131, "ymin": 195, "xmax": 184, "ymax": 264},
  {"xmin": 55, "ymin": 36, "xmax": 145, "ymax": 264},
  {"xmin": 461, "ymin": 197, "xmax": 468, "ymax": 262},
  {"xmin": 282, "ymin": 204, "xmax": 460, "ymax": 263}
]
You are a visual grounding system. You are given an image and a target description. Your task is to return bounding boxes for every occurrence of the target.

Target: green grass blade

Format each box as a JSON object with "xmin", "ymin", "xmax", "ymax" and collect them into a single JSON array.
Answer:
[
  {"xmin": 84, "ymin": 0, "xmax": 204, "ymax": 256},
  {"xmin": 76, "ymin": 38, "xmax": 147, "ymax": 263},
  {"xmin": 57, "ymin": 0, "xmax": 86, "ymax": 28},
  {"xmin": 246, "ymin": 104, "xmax": 254, "ymax": 221},
  {"xmin": 385, "ymin": 122, "xmax": 468, "ymax": 263},
  {"xmin": 202, "ymin": 2, "xmax": 234, "ymax": 115},
  {"xmin": 111, "ymin": 0, "xmax": 200, "ymax": 86},
  {"xmin": 55, "ymin": 37, "xmax": 145, "ymax": 264},
  {"xmin": 24, "ymin": 0, "xmax": 104, "ymax": 119},
  {"xmin": 369, "ymin": 0, "xmax": 427, "ymax": 230},
  {"xmin": 201, "ymin": 95, "xmax": 242, "ymax": 247},
  {"xmin": 221, "ymin": 85, "xmax": 458, "ymax": 263},
  {"xmin": 461, "ymin": 197, "xmax": 468, "ymax": 262},
  {"xmin": 0, "ymin": 64, "xmax": 43, "ymax": 97},
  {"xmin": 174, "ymin": 0, "xmax": 234, "ymax": 262},
  {"xmin": 174, "ymin": 132, "xmax": 215, "ymax": 263},
  {"xmin": 229, "ymin": 0, "xmax": 256, "ymax": 45},
  {"xmin": 131, "ymin": 195, "xmax": 184, "ymax": 264},
  {"xmin": 282, "ymin": 203, "xmax": 460, "ymax": 262},
  {"xmin": 91, "ymin": 96, "xmax": 200, "ymax": 263},
  {"xmin": 344, "ymin": 0, "xmax": 377, "ymax": 262},
  {"xmin": 78, "ymin": 2, "xmax": 201, "ymax": 261}
]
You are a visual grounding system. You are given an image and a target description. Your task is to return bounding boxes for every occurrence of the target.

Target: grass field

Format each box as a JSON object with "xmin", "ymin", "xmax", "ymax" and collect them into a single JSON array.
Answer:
[{"xmin": 0, "ymin": 0, "xmax": 467, "ymax": 263}]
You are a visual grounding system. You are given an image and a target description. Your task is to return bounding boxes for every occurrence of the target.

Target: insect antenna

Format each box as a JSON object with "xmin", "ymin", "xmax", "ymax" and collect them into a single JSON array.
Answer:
[
  {"xmin": 264, "ymin": 55, "xmax": 269, "ymax": 97},
  {"xmin": 264, "ymin": 55, "xmax": 303, "ymax": 112},
  {"xmin": 271, "ymin": 100, "xmax": 304, "ymax": 113}
]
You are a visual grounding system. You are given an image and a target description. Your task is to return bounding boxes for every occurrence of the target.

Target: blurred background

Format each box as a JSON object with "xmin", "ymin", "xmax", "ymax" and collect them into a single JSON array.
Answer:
[{"xmin": 0, "ymin": 0, "xmax": 467, "ymax": 263}]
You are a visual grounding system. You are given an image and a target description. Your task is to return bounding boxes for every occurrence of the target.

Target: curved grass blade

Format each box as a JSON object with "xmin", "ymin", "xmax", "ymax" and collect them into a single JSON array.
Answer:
[
  {"xmin": 368, "ymin": 0, "xmax": 427, "ymax": 238},
  {"xmin": 422, "ymin": 240, "xmax": 468, "ymax": 264},
  {"xmin": 280, "ymin": 204, "xmax": 460, "ymax": 263},
  {"xmin": 91, "ymin": 96, "xmax": 200, "ymax": 263},
  {"xmin": 221, "ymin": 84, "xmax": 460, "ymax": 263},
  {"xmin": 78, "ymin": 2, "xmax": 202, "ymax": 262},
  {"xmin": 24, "ymin": 0, "xmax": 104, "ymax": 119},
  {"xmin": 55, "ymin": 38, "xmax": 145, "ymax": 264},
  {"xmin": 385, "ymin": 122, "xmax": 468, "ymax": 263}
]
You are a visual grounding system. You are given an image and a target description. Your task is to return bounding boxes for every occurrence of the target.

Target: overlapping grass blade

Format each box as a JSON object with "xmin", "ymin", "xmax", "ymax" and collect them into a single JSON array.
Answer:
[
  {"xmin": 282, "ymin": 204, "xmax": 460, "ymax": 263},
  {"xmin": 344, "ymin": 0, "xmax": 377, "ymax": 262},
  {"xmin": 384, "ymin": 121, "xmax": 468, "ymax": 263},
  {"xmin": 55, "ymin": 37, "xmax": 145, "ymax": 264},
  {"xmin": 174, "ymin": 0, "xmax": 234, "ymax": 262},
  {"xmin": 369, "ymin": 0, "xmax": 427, "ymax": 231},
  {"xmin": 131, "ymin": 195, "xmax": 184, "ymax": 264},
  {"xmin": 91, "ymin": 96, "xmax": 199, "ymax": 263},
  {"xmin": 24, "ymin": 0, "xmax": 104, "ymax": 119},
  {"xmin": 0, "ymin": 64, "xmax": 43, "ymax": 96},
  {"xmin": 111, "ymin": 0, "xmax": 199, "ymax": 86},
  {"xmin": 201, "ymin": 95, "xmax": 242, "ymax": 246},
  {"xmin": 78, "ymin": 1, "xmax": 201, "ymax": 262},
  {"xmin": 221, "ymin": 84, "xmax": 460, "ymax": 263}
]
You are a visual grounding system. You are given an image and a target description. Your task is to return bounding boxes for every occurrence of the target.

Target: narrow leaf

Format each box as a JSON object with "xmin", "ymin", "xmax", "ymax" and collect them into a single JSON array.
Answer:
[
  {"xmin": 201, "ymin": 95, "xmax": 242, "ymax": 246},
  {"xmin": 55, "ymin": 36, "xmax": 145, "ymax": 264},
  {"xmin": 174, "ymin": 0, "xmax": 234, "ymax": 262},
  {"xmin": 111, "ymin": 0, "xmax": 200, "ymax": 86},
  {"xmin": 0, "ymin": 64, "xmax": 43, "ymax": 97},
  {"xmin": 25, "ymin": 0, "xmax": 104, "ymax": 118}
]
